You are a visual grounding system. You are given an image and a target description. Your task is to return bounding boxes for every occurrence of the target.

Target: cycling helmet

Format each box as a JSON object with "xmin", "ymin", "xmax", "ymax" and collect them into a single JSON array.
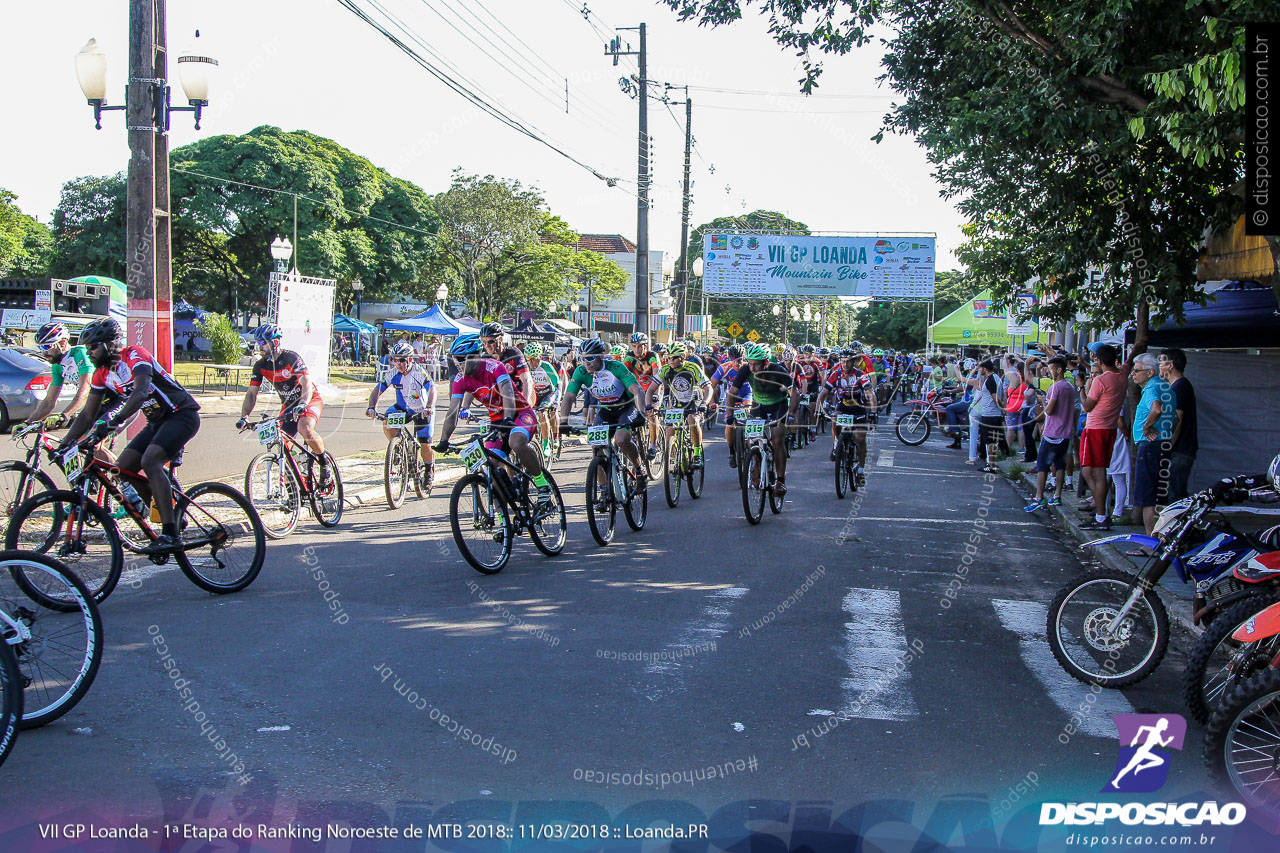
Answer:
[
  {"xmin": 800, "ymin": 344, "xmax": 816, "ymax": 354},
  {"xmin": 479, "ymin": 322, "xmax": 505, "ymax": 338},
  {"xmin": 524, "ymin": 342, "xmax": 543, "ymax": 358},
  {"xmin": 850, "ymin": 340, "xmax": 863, "ymax": 350},
  {"xmin": 744, "ymin": 343, "xmax": 769, "ymax": 361},
  {"xmin": 873, "ymin": 348, "xmax": 885, "ymax": 356},
  {"xmin": 79, "ymin": 317, "xmax": 123, "ymax": 347},
  {"xmin": 390, "ymin": 341, "xmax": 415, "ymax": 358},
  {"xmin": 254, "ymin": 323, "xmax": 283, "ymax": 344},
  {"xmin": 630, "ymin": 332, "xmax": 649, "ymax": 344},
  {"xmin": 651, "ymin": 342, "xmax": 667, "ymax": 354},
  {"xmin": 1269, "ymin": 453, "xmax": 1280, "ymax": 491},
  {"xmin": 846, "ymin": 343, "xmax": 863, "ymax": 354},
  {"xmin": 727, "ymin": 344, "xmax": 744, "ymax": 359},
  {"xmin": 816, "ymin": 347, "xmax": 830, "ymax": 357},
  {"xmin": 609, "ymin": 344, "xmax": 626, "ymax": 358},
  {"xmin": 450, "ymin": 334, "xmax": 484, "ymax": 358},
  {"xmin": 578, "ymin": 337, "xmax": 608, "ymax": 357},
  {"xmin": 35, "ymin": 322, "xmax": 68, "ymax": 349},
  {"xmin": 781, "ymin": 349, "xmax": 795, "ymax": 363},
  {"xmin": 698, "ymin": 346, "xmax": 713, "ymax": 354},
  {"xmin": 668, "ymin": 342, "xmax": 688, "ymax": 357}
]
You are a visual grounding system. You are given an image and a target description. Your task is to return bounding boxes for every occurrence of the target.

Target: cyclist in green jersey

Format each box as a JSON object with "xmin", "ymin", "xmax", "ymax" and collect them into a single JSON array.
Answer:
[
  {"xmin": 524, "ymin": 343, "xmax": 562, "ymax": 459},
  {"xmin": 658, "ymin": 342, "xmax": 713, "ymax": 467},
  {"xmin": 28, "ymin": 321, "xmax": 94, "ymax": 429},
  {"xmin": 558, "ymin": 337, "xmax": 646, "ymax": 487},
  {"xmin": 725, "ymin": 343, "xmax": 799, "ymax": 495}
]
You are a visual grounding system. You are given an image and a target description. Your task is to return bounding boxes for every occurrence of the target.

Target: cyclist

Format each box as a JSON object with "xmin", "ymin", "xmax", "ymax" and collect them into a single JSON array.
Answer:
[
  {"xmin": 609, "ymin": 343, "xmax": 627, "ymax": 361},
  {"xmin": 59, "ymin": 318, "xmax": 201, "ymax": 553},
  {"xmin": 725, "ymin": 343, "xmax": 798, "ymax": 496},
  {"xmin": 435, "ymin": 334, "xmax": 552, "ymax": 507},
  {"xmin": 558, "ymin": 337, "xmax": 646, "ymax": 492},
  {"xmin": 27, "ymin": 321, "xmax": 94, "ymax": 430},
  {"xmin": 479, "ymin": 322, "xmax": 535, "ymax": 405},
  {"xmin": 817, "ymin": 347, "xmax": 878, "ymax": 487},
  {"xmin": 366, "ymin": 340, "xmax": 436, "ymax": 491},
  {"xmin": 792, "ymin": 344, "xmax": 822, "ymax": 440},
  {"xmin": 658, "ymin": 342, "xmax": 713, "ymax": 468},
  {"xmin": 697, "ymin": 346, "xmax": 720, "ymax": 379},
  {"xmin": 623, "ymin": 332, "xmax": 663, "ymax": 460},
  {"xmin": 524, "ymin": 342, "xmax": 562, "ymax": 460},
  {"xmin": 237, "ymin": 324, "xmax": 332, "ymax": 487}
]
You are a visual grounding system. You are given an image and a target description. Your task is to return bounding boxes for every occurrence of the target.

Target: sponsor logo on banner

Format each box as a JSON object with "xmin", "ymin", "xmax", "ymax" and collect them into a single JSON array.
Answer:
[
  {"xmin": 730, "ymin": 236, "xmax": 745, "ymax": 249},
  {"xmin": 747, "ymin": 237, "xmax": 759, "ymax": 250},
  {"xmin": 709, "ymin": 235, "xmax": 728, "ymax": 251}
]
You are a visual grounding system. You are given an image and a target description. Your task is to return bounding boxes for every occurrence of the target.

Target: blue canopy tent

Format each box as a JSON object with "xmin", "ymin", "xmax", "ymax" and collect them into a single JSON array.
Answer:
[
  {"xmin": 174, "ymin": 300, "xmax": 210, "ymax": 354},
  {"xmin": 383, "ymin": 305, "xmax": 465, "ymax": 335},
  {"xmin": 1128, "ymin": 281, "xmax": 1280, "ymax": 348},
  {"xmin": 333, "ymin": 313, "xmax": 378, "ymax": 362}
]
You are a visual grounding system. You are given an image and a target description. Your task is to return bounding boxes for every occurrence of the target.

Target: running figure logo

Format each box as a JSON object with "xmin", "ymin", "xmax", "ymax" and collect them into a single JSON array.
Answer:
[{"xmin": 1103, "ymin": 714, "xmax": 1187, "ymax": 793}]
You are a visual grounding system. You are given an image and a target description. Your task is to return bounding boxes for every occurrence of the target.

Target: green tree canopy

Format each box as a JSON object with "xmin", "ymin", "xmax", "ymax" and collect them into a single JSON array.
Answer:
[
  {"xmin": 853, "ymin": 270, "xmax": 976, "ymax": 350},
  {"xmin": 0, "ymin": 189, "xmax": 55, "ymax": 277}
]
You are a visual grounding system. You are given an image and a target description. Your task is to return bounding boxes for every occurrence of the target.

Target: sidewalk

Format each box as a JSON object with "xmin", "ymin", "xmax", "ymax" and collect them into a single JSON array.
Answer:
[{"xmin": 192, "ymin": 381, "xmax": 378, "ymax": 416}]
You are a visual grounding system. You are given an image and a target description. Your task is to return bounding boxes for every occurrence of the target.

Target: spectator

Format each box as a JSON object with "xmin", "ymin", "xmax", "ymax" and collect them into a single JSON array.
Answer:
[
  {"xmin": 1077, "ymin": 344, "xmax": 1128, "ymax": 530},
  {"xmin": 971, "ymin": 359, "xmax": 1004, "ymax": 473},
  {"xmin": 1108, "ymin": 394, "xmax": 1134, "ymax": 527},
  {"xmin": 1159, "ymin": 347, "xmax": 1197, "ymax": 502},
  {"xmin": 412, "ymin": 335, "xmax": 425, "ymax": 357},
  {"xmin": 1004, "ymin": 365, "xmax": 1027, "ymax": 458},
  {"xmin": 1131, "ymin": 353, "xmax": 1176, "ymax": 535},
  {"xmin": 1025, "ymin": 356, "xmax": 1073, "ymax": 510}
]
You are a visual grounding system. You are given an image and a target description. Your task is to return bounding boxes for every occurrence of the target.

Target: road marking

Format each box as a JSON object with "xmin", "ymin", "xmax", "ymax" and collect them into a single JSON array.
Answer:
[
  {"xmin": 838, "ymin": 588, "xmax": 919, "ymax": 721},
  {"xmin": 992, "ymin": 599, "xmax": 1134, "ymax": 737},
  {"xmin": 640, "ymin": 586, "xmax": 746, "ymax": 700},
  {"xmin": 876, "ymin": 451, "xmax": 895, "ymax": 468},
  {"xmin": 811, "ymin": 517, "xmax": 1041, "ymax": 527}
]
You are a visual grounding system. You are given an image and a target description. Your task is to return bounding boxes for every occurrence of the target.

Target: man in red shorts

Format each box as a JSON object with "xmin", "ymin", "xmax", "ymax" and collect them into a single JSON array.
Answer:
[{"xmin": 1078, "ymin": 344, "xmax": 1129, "ymax": 530}]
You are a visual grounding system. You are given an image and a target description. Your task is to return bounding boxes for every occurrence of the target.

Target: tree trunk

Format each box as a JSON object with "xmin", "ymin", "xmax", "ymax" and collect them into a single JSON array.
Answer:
[{"xmin": 1131, "ymin": 284, "xmax": 1149, "ymax": 358}]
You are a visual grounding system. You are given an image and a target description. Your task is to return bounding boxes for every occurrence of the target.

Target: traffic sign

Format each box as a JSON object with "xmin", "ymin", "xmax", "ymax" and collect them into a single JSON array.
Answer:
[
  {"xmin": 727, "ymin": 321, "xmax": 743, "ymax": 338},
  {"xmin": 746, "ymin": 329, "xmax": 761, "ymax": 342}
]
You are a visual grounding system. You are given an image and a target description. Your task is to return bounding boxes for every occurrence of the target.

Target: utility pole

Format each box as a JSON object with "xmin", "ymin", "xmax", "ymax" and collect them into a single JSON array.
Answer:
[
  {"xmin": 607, "ymin": 25, "xmax": 649, "ymax": 337},
  {"xmin": 672, "ymin": 87, "xmax": 692, "ymax": 338},
  {"xmin": 126, "ymin": 0, "xmax": 174, "ymax": 370}
]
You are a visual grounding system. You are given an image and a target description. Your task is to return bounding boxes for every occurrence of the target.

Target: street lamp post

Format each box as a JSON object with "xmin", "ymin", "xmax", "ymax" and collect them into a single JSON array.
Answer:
[
  {"xmin": 351, "ymin": 277, "xmax": 364, "ymax": 321},
  {"xmin": 436, "ymin": 283, "xmax": 449, "ymax": 309},
  {"xmin": 691, "ymin": 257, "xmax": 704, "ymax": 340}
]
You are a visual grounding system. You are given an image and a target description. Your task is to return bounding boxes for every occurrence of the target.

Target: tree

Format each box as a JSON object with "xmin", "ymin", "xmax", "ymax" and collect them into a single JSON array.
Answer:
[
  {"xmin": 49, "ymin": 174, "xmax": 127, "ymax": 280},
  {"xmin": 853, "ymin": 270, "xmax": 976, "ymax": 350},
  {"xmin": 196, "ymin": 312, "xmax": 244, "ymax": 364},
  {"xmin": 0, "ymin": 189, "xmax": 55, "ymax": 277}
]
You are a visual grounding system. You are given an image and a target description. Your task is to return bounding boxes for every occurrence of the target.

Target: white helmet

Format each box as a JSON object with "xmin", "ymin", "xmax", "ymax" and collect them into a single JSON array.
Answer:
[{"xmin": 1269, "ymin": 453, "xmax": 1280, "ymax": 491}]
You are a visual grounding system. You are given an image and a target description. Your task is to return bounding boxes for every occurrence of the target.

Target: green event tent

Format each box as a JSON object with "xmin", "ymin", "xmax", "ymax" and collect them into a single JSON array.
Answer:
[{"xmin": 929, "ymin": 289, "xmax": 1050, "ymax": 348}]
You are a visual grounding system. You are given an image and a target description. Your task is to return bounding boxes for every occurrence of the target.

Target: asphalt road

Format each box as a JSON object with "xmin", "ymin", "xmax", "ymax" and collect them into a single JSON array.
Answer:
[{"xmin": 0, "ymin": 414, "xmax": 1263, "ymax": 848}]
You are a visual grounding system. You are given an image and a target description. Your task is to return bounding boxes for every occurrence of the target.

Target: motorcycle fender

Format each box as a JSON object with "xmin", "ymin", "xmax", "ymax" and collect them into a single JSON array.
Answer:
[
  {"xmin": 1231, "ymin": 600, "xmax": 1280, "ymax": 643},
  {"xmin": 1081, "ymin": 534, "xmax": 1160, "ymax": 551}
]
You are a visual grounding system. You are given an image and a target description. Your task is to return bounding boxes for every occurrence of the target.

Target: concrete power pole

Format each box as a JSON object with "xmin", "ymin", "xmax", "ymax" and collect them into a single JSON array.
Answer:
[
  {"xmin": 676, "ymin": 91, "xmax": 692, "ymax": 338},
  {"xmin": 606, "ymin": 25, "xmax": 650, "ymax": 337}
]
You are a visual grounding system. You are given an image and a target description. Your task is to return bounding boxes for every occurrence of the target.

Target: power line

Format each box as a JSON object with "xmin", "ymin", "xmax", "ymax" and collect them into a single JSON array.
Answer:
[
  {"xmin": 685, "ymin": 84, "xmax": 893, "ymax": 100},
  {"xmin": 695, "ymin": 102, "xmax": 888, "ymax": 115}
]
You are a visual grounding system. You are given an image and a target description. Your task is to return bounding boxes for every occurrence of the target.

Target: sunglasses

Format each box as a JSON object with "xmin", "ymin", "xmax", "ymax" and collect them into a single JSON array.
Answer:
[
  {"xmin": 392, "ymin": 357, "xmax": 411, "ymax": 364},
  {"xmin": 37, "ymin": 341, "xmax": 59, "ymax": 352}
]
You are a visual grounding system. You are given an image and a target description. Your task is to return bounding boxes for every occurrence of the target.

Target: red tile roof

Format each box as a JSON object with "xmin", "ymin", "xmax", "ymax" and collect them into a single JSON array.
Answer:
[{"xmin": 573, "ymin": 234, "xmax": 637, "ymax": 253}]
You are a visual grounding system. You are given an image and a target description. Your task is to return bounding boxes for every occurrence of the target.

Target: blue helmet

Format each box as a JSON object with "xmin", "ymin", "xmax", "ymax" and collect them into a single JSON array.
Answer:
[
  {"xmin": 254, "ymin": 324, "xmax": 283, "ymax": 344},
  {"xmin": 450, "ymin": 334, "xmax": 484, "ymax": 358}
]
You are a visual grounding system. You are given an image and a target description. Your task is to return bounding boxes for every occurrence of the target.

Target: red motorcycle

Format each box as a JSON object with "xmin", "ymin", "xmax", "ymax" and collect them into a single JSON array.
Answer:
[{"xmin": 894, "ymin": 387, "xmax": 965, "ymax": 446}]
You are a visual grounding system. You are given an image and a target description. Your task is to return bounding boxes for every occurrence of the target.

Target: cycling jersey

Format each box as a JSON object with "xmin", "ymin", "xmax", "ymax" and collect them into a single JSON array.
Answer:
[
  {"xmin": 498, "ymin": 347, "xmax": 532, "ymax": 392},
  {"xmin": 250, "ymin": 350, "xmax": 321, "ymax": 408},
  {"xmin": 529, "ymin": 360, "xmax": 560, "ymax": 403},
  {"xmin": 729, "ymin": 361, "xmax": 794, "ymax": 406},
  {"xmin": 565, "ymin": 360, "xmax": 639, "ymax": 410},
  {"xmin": 376, "ymin": 365, "xmax": 434, "ymax": 415},
  {"xmin": 451, "ymin": 358, "xmax": 531, "ymax": 422},
  {"xmin": 792, "ymin": 360, "xmax": 821, "ymax": 393},
  {"xmin": 50, "ymin": 345, "xmax": 92, "ymax": 385},
  {"xmin": 712, "ymin": 361, "xmax": 751, "ymax": 400},
  {"xmin": 91, "ymin": 345, "xmax": 200, "ymax": 421},
  {"xmin": 623, "ymin": 352, "xmax": 662, "ymax": 387},
  {"xmin": 659, "ymin": 360, "xmax": 710, "ymax": 406},
  {"xmin": 826, "ymin": 367, "xmax": 874, "ymax": 411}
]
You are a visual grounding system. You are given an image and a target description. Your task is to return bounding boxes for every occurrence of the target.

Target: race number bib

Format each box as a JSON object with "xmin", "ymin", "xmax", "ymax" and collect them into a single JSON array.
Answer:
[
  {"xmin": 386, "ymin": 411, "xmax": 406, "ymax": 429},
  {"xmin": 744, "ymin": 419, "xmax": 766, "ymax": 439},
  {"xmin": 664, "ymin": 408, "xmax": 685, "ymax": 426},
  {"xmin": 60, "ymin": 447, "xmax": 83, "ymax": 481},
  {"xmin": 461, "ymin": 440, "xmax": 486, "ymax": 473},
  {"xmin": 836, "ymin": 414, "xmax": 857, "ymax": 428},
  {"xmin": 587, "ymin": 425, "xmax": 611, "ymax": 447},
  {"xmin": 256, "ymin": 420, "xmax": 279, "ymax": 446},
  {"xmin": 735, "ymin": 405, "xmax": 751, "ymax": 422}
]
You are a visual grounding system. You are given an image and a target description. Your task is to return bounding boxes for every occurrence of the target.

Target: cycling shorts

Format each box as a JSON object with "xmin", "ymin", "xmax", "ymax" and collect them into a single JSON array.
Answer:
[
  {"xmin": 534, "ymin": 390, "xmax": 560, "ymax": 411},
  {"xmin": 125, "ymin": 408, "xmax": 200, "ymax": 459},
  {"xmin": 749, "ymin": 400, "xmax": 789, "ymax": 424},
  {"xmin": 482, "ymin": 409, "xmax": 538, "ymax": 451},
  {"xmin": 281, "ymin": 395, "xmax": 323, "ymax": 435},
  {"xmin": 384, "ymin": 405, "xmax": 434, "ymax": 443},
  {"xmin": 594, "ymin": 405, "xmax": 644, "ymax": 434}
]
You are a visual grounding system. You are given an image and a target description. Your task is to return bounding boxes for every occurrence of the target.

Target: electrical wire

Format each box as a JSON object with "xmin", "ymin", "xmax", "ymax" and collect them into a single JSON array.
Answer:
[{"xmin": 685, "ymin": 84, "xmax": 893, "ymax": 100}]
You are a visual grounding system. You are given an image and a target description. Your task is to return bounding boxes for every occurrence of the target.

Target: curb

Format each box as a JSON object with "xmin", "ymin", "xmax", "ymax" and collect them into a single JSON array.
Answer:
[
  {"xmin": 1006, "ymin": 469, "xmax": 1198, "ymax": 636},
  {"xmin": 341, "ymin": 463, "xmax": 467, "ymax": 508}
]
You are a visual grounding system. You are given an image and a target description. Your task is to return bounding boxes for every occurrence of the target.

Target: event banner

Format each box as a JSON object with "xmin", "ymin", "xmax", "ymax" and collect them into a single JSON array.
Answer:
[
  {"xmin": 273, "ymin": 272, "xmax": 336, "ymax": 386},
  {"xmin": 702, "ymin": 234, "xmax": 935, "ymax": 299}
]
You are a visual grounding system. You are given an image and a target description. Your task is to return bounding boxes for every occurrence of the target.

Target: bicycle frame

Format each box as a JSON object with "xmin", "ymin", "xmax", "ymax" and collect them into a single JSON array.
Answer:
[
  {"xmin": 457, "ymin": 434, "xmax": 538, "ymax": 528},
  {"xmin": 249, "ymin": 416, "xmax": 325, "ymax": 494},
  {"xmin": 0, "ymin": 609, "xmax": 33, "ymax": 646}
]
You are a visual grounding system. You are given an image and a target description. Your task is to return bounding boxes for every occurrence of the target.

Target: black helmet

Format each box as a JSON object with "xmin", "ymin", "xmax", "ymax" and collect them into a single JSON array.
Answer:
[
  {"xmin": 727, "ymin": 344, "xmax": 744, "ymax": 359},
  {"xmin": 79, "ymin": 318, "xmax": 123, "ymax": 347},
  {"xmin": 479, "ymin": 322, "xmax": 505, "ymax": 338},
  {"xmin": 578, "ymin": 337, "xmax": 608, "ymax": 356},
  {"xmin": 800, "ymin": 344, "xmax": 816, "ymax": 354}
]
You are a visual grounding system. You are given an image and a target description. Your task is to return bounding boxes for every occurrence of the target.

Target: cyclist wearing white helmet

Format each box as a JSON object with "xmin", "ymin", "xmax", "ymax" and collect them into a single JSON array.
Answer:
[
  {"xmin": 27, "ymin": 321, "xmax": 95, "ymax": 430},
  {"xmin": 523, "ymin": 342, "xmax": 562, "ymax": 460},
  {"xmin": 623, "ymin": 332, "xmax": 663, "ymax": 460},
  {"xmin": 366, "ymin": 340, "xmax": 437, "ymax": 491},
  {"xmin": 725, "ymin": 343, "xmax": 799, "ymax": 496}
]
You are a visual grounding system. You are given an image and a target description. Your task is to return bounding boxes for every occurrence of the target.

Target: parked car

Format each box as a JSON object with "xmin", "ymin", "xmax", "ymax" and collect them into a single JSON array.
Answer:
[{"xmin": 0, "ymin": 347, "xmax": 76, "ymax": 432}]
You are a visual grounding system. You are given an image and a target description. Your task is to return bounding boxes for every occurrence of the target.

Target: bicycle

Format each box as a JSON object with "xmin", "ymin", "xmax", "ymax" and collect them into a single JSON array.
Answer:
[
  {"xmin": 5, "ymin": 440, "xmax": 266, "ymax": 600},
  {"xmin": 445, "ymin": 428, "xmax": 567, "ymax": 574},
  {"xmin": 242, "ymin": 414, "xmax": 344, "ymax": 537},
  {"xmin": 739, "ymin": 415, "xmax": 786, "ymax": 524},
  {"xmin": 0, "ymin": 422, "xmax": 63, "ymax": 538},
  {"xmin": 0, "ymin": 639, "xmax": 18, "ymax": 767},
  {"xmin": 1, "ymin": 550, "xmax": 103, "ymax": 729},
  {"xmin": 375, "ymin": 411, "xmax": 429, "ymax": 509},
  {"xmin": 663, "ymin": 406, "xmax": 704, "ymax": 508},
  {"xmin": 566, "ymin": 424, "xmax": 647, "ymax": 546},
  {"xmin": 833, "ymin": 414, "xmax": 867, "ymax": 499}
]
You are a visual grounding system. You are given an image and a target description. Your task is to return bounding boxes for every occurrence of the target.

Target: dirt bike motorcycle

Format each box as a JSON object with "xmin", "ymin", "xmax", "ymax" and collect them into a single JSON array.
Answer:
[{"xmin": 895, "ymin": 386, "xmax": 966, "ymax": 446}]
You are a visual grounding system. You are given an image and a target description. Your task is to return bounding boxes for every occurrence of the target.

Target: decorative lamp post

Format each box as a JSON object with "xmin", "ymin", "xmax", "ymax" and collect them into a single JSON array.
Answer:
[
  {"xmin": 436, "ymin": 283, "xmax": 449, "ymax": 309},
  {"xmin": 691, "ymin": 256, "xmax": 704, "ymax": 340},
  {"xmin": 351, "ymin": 277, "xmax": 364, "ymax": 320},
  {"xmin": 270, "ymin": 237, "xmax": 293, "ymax": 273}
]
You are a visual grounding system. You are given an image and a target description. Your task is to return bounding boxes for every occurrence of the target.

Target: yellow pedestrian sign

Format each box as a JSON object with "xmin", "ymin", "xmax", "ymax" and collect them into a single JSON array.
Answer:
[
  {"xmin": 746, "ymin": 329, "xmax": 761, "ymax": 343},
  {"xmin": 727, "ymin": 321, "xmax": 743, "ymax": 338}
]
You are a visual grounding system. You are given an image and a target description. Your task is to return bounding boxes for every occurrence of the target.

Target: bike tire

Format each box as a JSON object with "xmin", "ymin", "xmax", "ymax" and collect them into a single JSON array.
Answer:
[
  {"xmin": 585, "ymin": 457, "xmax": 617, "ymax": 545},
  {"xmin": 309, "ymin": 453, "xmax": 343, "ymax": 527},
  {"xmin": 0, "ymin": 642, "xmax": 19, "ymax": 766},
  {"xmin": 0, "ymin": 461, "xmax": 59, "ymax": 538},
  {"xmin": 384, "ymin": 438, "xmax": 408, "ymax": 509},
  {"xmin": 663, "ymin": 434, "xmax": 681, "ymax": 508},
  {"xmin": 742, "ymin": 447, "xmax": 765, "ymax": 525},
  {"xmin": 1183, "ymin": 593, "xmax": 1280, "ymax": 725},
  {"xmin": 686, "ymin": 443, "xmax": 704, "ymax": 499},
  {"xmin": 0, "ymin": 550, "xmax": 103, "ymax": 729},
  {"xmin": 528, "ymin": 471, "xmax": 567, "ymax": 557},
  {"xmin": 5, "ymin": 490, "xmax": 122, "ymax": 608},
  {"xmin": 244, "ymin": 452, "xmax": 301, "ymax": 539},
  {"xmin": 449, "ymin": 473, "xmax": 513, "ymax": 574},
  {"xmin": 624, "ymin": 467, "xmax": 647, "ymax": 531},
  {"xmin": 172, "ymin": 482, "xmax": 267, "ymax": 593},
  {"xmin": 410, "ymin": 443, "xmax": 427, "ymax": 500},
  {"xmin": 1047, "ymin": 568, "xmax": 1170, "ymax": 688},
  {"xmin": 834, "ymin": 440, "xmax": 848, "ymax": 499},
  {"xmin": 1204, "ymin": 667, "xmax": 1280, "ymax": 820},
  {"xmin": 894, "ymin": 410, "xmax": 931, "ymax": 446}
]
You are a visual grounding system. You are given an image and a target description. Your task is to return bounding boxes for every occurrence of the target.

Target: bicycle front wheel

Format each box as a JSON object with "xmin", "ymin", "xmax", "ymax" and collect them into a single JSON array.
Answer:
[
  {"xmin": 173, "ymin": 483, "xmax": 267, "ymax": 593},
  {"xmin": 585, "ymin": 457, "xmax": 616, "ymax": 545},
  {"xmin": 0, "ymin": 461, "xmax": 58, "ymax": 538},
  {"xmin": 450, "ymin": 473, "xmax": 513, "ymax": 574},
  {"xmin": 0, "ymin": 551, "xmax": 102, "ymax": 729},
  {"xmin": 624, "ymin": 467, "xmax": 647, "ymax": 531},
  {"xmin": 663, "ymin": 434, "xmax": 682, "ymax": 508},
  {"xmin": 834, "ymin": 439, "xmax": 849, "ymax": 499},
  {"xmin": 686, "ymin": 442, "xmax": 704, "ymax": 499},
  {"xmin": 742, "ymin": 447, "xmax": 766, "ymax": 525},
  {"xmin": 245, "ymin": 452, "xmax": 301, "ymax": 539},
  {"xmin": 309, "ymin": 453, "xmax": 344, "ymax": 527},
  {"xmin": 5, "ymin": 490, "xmax": 122, "ymax": 607},
  {"xmin": 384, "ymin": 438, "xmax": 408, "ymax": 509},
  {"xmin": 0, "ymin": 642, "xmax": 19, "ymax": 766},
  {"xmin": 528, "ymin": 471, "xmax": 567, "ymax": 557}
]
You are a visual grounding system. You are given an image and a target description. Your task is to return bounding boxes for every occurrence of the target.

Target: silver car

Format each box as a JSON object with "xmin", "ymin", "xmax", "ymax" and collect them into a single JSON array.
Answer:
[{"xmin": 0, "ymin": 347, "xmax": 77, "ymax": 433}]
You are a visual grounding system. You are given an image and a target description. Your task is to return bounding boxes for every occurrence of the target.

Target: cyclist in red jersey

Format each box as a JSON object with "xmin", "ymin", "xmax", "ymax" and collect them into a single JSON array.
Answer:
[
  {"xmin": 479, "ymin": 322, "xmax": 535, "ymax": 405},
  {"xmin": 623, "ymin": 332, "xmax": 663, "ymax": 459}
]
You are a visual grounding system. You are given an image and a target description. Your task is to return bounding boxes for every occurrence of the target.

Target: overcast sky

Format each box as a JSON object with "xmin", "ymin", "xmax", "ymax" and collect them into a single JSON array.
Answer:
[{"xmin": 1, "ymin": 0, "xmax": 966, "ymax": 270}]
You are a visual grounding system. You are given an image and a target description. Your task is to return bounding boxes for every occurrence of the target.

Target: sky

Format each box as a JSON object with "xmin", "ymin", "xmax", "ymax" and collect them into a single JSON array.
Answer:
[{"xmin": 0, "ymin": 0, "xmax": 967, "ymax": 271}]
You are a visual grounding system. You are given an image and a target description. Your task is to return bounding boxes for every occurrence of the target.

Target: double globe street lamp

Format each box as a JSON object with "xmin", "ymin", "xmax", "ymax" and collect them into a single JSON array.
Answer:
[{"xmin": 75, "ymin": 35, "xmax": 218, "ymax": 130}]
